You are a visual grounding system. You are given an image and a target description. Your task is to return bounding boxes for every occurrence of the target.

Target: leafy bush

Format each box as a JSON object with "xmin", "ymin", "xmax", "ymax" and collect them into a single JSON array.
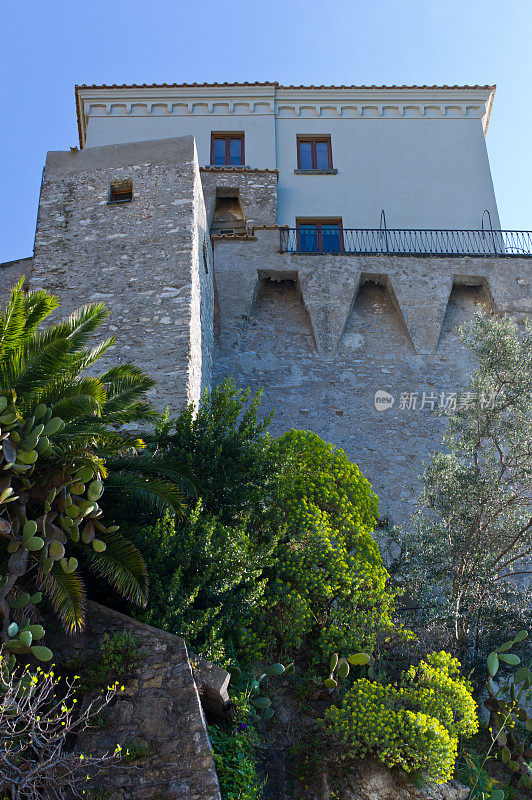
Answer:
[
  {"xmin": 482, "ymin": 631, "xmax": 532, "ymax": 791},
  {"xmin": 209, "ymin": 695, "xmax": 264, "ymax": 800},
  {"xmin": 161, "ymin": 379, "xmax": 279, "ymax": 525},
  {"xmin": 263, "ymin": 430, "xmax": 396, "ymax": 662},
  {"xmin": 132, "ymin": 509, "xmax": 274, "ymax": 665},
  {"xmin": 127, "ymin": 386, "xmax": 399, "ymax": 668},
  {"xmin": 392, "ymin": 312, "xmax": 532, "ymax": 660},
  {"xmin": 325, "ymin": 651, "xmax": 478, "ymax": 783},
  {"xmin": 67, "ymin": 631, "xmax": 141, "ymax": 693},
  {"xmin": 127, "ymin": 383, "xmax": 399, "ymax": 668}
]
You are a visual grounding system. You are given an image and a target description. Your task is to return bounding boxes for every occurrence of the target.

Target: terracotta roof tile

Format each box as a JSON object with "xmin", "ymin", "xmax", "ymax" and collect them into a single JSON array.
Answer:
[{"xmin": 76, "ymin": 81, "xmax": 495, "ymax": 91}]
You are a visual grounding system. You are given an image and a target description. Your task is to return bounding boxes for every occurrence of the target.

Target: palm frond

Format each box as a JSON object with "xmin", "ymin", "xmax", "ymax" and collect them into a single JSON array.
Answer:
[
  {"xmin": 64, "ymin": 303, "xmax": 110, "ymax": 349},
  {"xmin": 36, "ymin": 376, "xmax": 107, "ymax": 420},
  {"xmin": 106, "ymin": 453, "xmax": 198, "ymax": 497},
  {"xmin": 105, "ymin": 472, "xmax": 188, "ymax": 516},
  {"xmin": 99, "ymin": 363, "xmax": 150, "ymax": 387},
  {"xmin": 49, "ymin": 394, "xmax": 104, "ymax": 421},
  {"xmin": 68, "ymin": 337, "xmax": 116, "ymax": 374},
  {"xmin": 85, "ymin": 531, "xmax": 148, "ymax": 606},
  {"xmin": 2, "ymin": 338, "xmax": 73, "ymax": 398},
  {"xmin": 0, "ymin": 280, "xmax": 26, "ymax": 360},
  {"xmin": 101, "ymin": 384, "xmax": 157, "ymax": 418},
  {"xmin": 100, "ymin": 402, "xmax": 159, "ymax": 425},
  {"xmin": 41, "ymin": 565, "xmax": 86, "ymax": 633},
  {"xmin": 22, "ymin": 288, "xmax": 60, "ymax": 337},
  {"xmin": 32, "ymin": 302, "xmax": 110, "ymax": 351}
]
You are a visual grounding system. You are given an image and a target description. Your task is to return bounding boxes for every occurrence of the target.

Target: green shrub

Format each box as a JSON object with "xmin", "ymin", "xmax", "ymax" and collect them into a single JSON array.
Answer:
[
  {"xmin": 128, "ymin": 386, "xmax": 400, "ymax": 669},
  {"xmin": 392, "ymin": 312, "xmax": 532, "ymax": 660},
  {"xmin": 163, "ymin": 379, "xmax": 279, "ymax": 525},
  {"xmin": 325, "ymin": 651, "xmax": 478, "ymax": 783},
  {"xmin": 68, "ymin": 631, "xmax": 141, "ymax": 692},
  {"xmin": 264, "ymin": 430, "xmax": 396, "ymax": 662},
  {"xmin": 131, "ymin": 507, "xmax": 274, "ymax": 665},
  {"xmin": 209, "ymin": 714, "xmax": 263, "ymax": 800}
]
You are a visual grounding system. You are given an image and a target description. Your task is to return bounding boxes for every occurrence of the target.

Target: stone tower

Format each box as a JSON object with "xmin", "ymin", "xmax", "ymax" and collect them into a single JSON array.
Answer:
[{"xmin": 30, "ymin": 136, "xmax": 214, "ymax": 413}]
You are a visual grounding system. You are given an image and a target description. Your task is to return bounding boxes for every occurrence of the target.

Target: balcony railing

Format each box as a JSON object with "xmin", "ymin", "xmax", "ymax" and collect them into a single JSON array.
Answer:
[{"xmin": 279, "ymin": 227, "xmax": 532, "ymax": 257}]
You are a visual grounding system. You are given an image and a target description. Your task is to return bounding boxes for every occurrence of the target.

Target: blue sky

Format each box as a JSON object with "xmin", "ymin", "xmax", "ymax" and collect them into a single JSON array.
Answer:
[{"xmin": 1, "ymin": 0, "xmax": 530, "ymax": 263}]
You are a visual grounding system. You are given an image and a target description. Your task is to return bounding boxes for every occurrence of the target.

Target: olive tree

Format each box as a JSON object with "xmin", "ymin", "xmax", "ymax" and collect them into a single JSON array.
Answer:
[{"xmin": 395, "ymin": 311, "xmax": 532, "ymax": 660}]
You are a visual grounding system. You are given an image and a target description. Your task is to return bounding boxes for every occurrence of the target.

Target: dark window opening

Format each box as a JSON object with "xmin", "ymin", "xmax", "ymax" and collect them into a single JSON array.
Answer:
[
  {"xmin": 297, "ymin": 136, "xmax": 333, "ymax": 170},
  {"xmin": 202, "ymin": 239, "xmax": 209, "ymax": 273},
  {"xmin": 109, "ymin": 180, "xmax": 133, "ymax": 203},
  {"xmin": 296, "ymin": 218, "xmax": 343, "ymax": 252},
  {"xmin": 210, "ymin": 133, "xmax": 245, "ymax": 166},
  {"xmin": 210, "ymin": 189, "xmax": 246, "ymax": 235}
]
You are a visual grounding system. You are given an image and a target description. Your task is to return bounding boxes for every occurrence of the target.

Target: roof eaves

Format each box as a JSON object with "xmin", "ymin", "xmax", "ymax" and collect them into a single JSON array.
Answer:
[
  {"xmin": 75, "ymin": 82, "xmax": 497, "ymax": 148},
  {"xmin": 76, "ymin": 81, "xmax": 495, "ymax": 91}
]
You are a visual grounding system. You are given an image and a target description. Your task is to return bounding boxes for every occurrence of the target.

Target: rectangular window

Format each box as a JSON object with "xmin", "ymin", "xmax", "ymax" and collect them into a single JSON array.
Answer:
[
  {"xmin": 210, "ymin": 133, "xmax": 245, "ymax": 166},
  {"xmin": 296, "ymin": 136, "xmax": 333, "ymax": 170},
  {"xmin": 109, "ymin": 179, "xmax": 133, "ymax": 203},
  {"xmin": 296, "ymin": 218, "xmax": 343, "ymax": 252}
]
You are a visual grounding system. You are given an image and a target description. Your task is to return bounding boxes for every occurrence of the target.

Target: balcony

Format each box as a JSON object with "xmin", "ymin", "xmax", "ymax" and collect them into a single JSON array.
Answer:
[{"xmin": 279, "ymin": 227, "xmax": 532, "ymax": 257}]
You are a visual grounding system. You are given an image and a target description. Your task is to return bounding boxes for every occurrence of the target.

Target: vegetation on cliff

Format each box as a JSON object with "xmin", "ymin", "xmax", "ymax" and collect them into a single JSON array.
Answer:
[
  {"xmin": 1, "ymin": 281, "xmax": 530, "ymax": 798},
  {"xmin": 124, "ymin": 381, "xmax": 398, "ymax": 668}
]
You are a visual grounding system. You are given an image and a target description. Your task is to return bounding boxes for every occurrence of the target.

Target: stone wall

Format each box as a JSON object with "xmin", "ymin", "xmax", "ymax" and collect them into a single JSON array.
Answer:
[
  {"xmin": 212, "ymin": 228, "xmax": 532, "ymax": 522},
  {"xmin": 48, "ymin": 601, "xmax": 224, "ymax": 800},
  {"xmin": 338, "ymin": 760, "xmax": 468, "ymax": 800},
  {"xmin": 0, "ymin": 257, "xmax": 32, "ymax": 303},
  {"xmin": 30, "ymin": 136, "xmax": 214, "ymax": 414},
  {"xmin": 200, "ymin": 167, "xmax": 278, "ymax": 228}
]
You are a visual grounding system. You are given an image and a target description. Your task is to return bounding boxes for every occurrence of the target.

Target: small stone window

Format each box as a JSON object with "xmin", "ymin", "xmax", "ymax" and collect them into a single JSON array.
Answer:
[
  {"xmin": 108, "ymin": 179, "xmax": 133, "ymax": 204},
  {"xmin": 210, "ymin": 189, "xmax": 246, "ymax": 235}
]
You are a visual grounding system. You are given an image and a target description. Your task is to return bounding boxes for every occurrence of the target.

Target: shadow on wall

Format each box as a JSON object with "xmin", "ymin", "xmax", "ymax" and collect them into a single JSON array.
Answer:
[
  {"xmin": 437, "ymin": 282, "xmax": 495, "ymax": 354},
  {"xmin": 234, "ymin": 274, "xmax": 494, "ymax": 365},
  {"xmin": 339, "ymin": 279, "xmax": 414, "ymax": 358},
  {"xmin": 239, "ymin": 274, "xmax": 317, "ymax": 356}
]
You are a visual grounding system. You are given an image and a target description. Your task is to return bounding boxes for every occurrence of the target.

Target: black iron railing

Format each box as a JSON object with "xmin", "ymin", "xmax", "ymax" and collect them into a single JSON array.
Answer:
[{"xmin": 279, "ymin": 227, "xmax": 532, "ymax": 257}]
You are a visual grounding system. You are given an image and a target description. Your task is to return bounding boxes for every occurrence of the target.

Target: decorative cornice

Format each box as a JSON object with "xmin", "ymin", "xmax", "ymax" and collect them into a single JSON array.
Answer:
[{"xmin": 75, "ymin": 83, "xmax": 496, "ymax": 147}]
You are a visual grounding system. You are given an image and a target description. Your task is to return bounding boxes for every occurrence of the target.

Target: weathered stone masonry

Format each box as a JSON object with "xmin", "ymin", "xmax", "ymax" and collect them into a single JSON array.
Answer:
[
  {"xmin": 48, "ymin": 601, "xmax": 225, "ymax": 800},
  {"xmin": 212, "ymin": 228, "xmax": 532, "ymax": 521},
  {"xmin": 0, "ymin": 257, "xmax": 32, "ymax": 303},
  {"xmin": 30, "ymin": 137, "xmax": 214, "ymax": 413}
]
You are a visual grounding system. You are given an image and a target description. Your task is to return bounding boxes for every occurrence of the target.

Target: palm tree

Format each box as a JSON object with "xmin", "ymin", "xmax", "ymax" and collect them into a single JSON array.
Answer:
[{"xmin": 0, "ymin": 280, "xmax": 195, "ymax": 636}]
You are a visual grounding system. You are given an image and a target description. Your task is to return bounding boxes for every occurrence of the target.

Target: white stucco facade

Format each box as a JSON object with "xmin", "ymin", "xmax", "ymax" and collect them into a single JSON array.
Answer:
[{"xmin": 76, "ymin": 82, "xmax": 499, "ymax": 230}]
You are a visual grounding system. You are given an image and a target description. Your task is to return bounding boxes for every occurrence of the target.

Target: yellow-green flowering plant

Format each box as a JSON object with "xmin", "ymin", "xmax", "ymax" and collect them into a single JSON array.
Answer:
[
  {"xmin": 325, "ymin": 651, "xmax": 478, "ymax": 783},
  {"xmin": 265, "ymin": 430, "xmax": 401, "ymax": 662}
]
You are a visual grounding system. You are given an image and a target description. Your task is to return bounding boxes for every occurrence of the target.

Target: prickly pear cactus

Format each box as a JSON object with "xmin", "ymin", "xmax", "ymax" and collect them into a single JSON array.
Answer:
[
  {"xmin": 324, "ymin": 651, "xmax": 370, "ymax": 691},
  {"xmin": 228, "ymin": 660, "xmax": 295, "ymax": 724},
  {"xmin": 485, "ymin": 630, "xmax": 532, "ymax": 790},
  {"xmin": 0, "ymin": 393, "xmax": 116, "ymax": 669}
]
